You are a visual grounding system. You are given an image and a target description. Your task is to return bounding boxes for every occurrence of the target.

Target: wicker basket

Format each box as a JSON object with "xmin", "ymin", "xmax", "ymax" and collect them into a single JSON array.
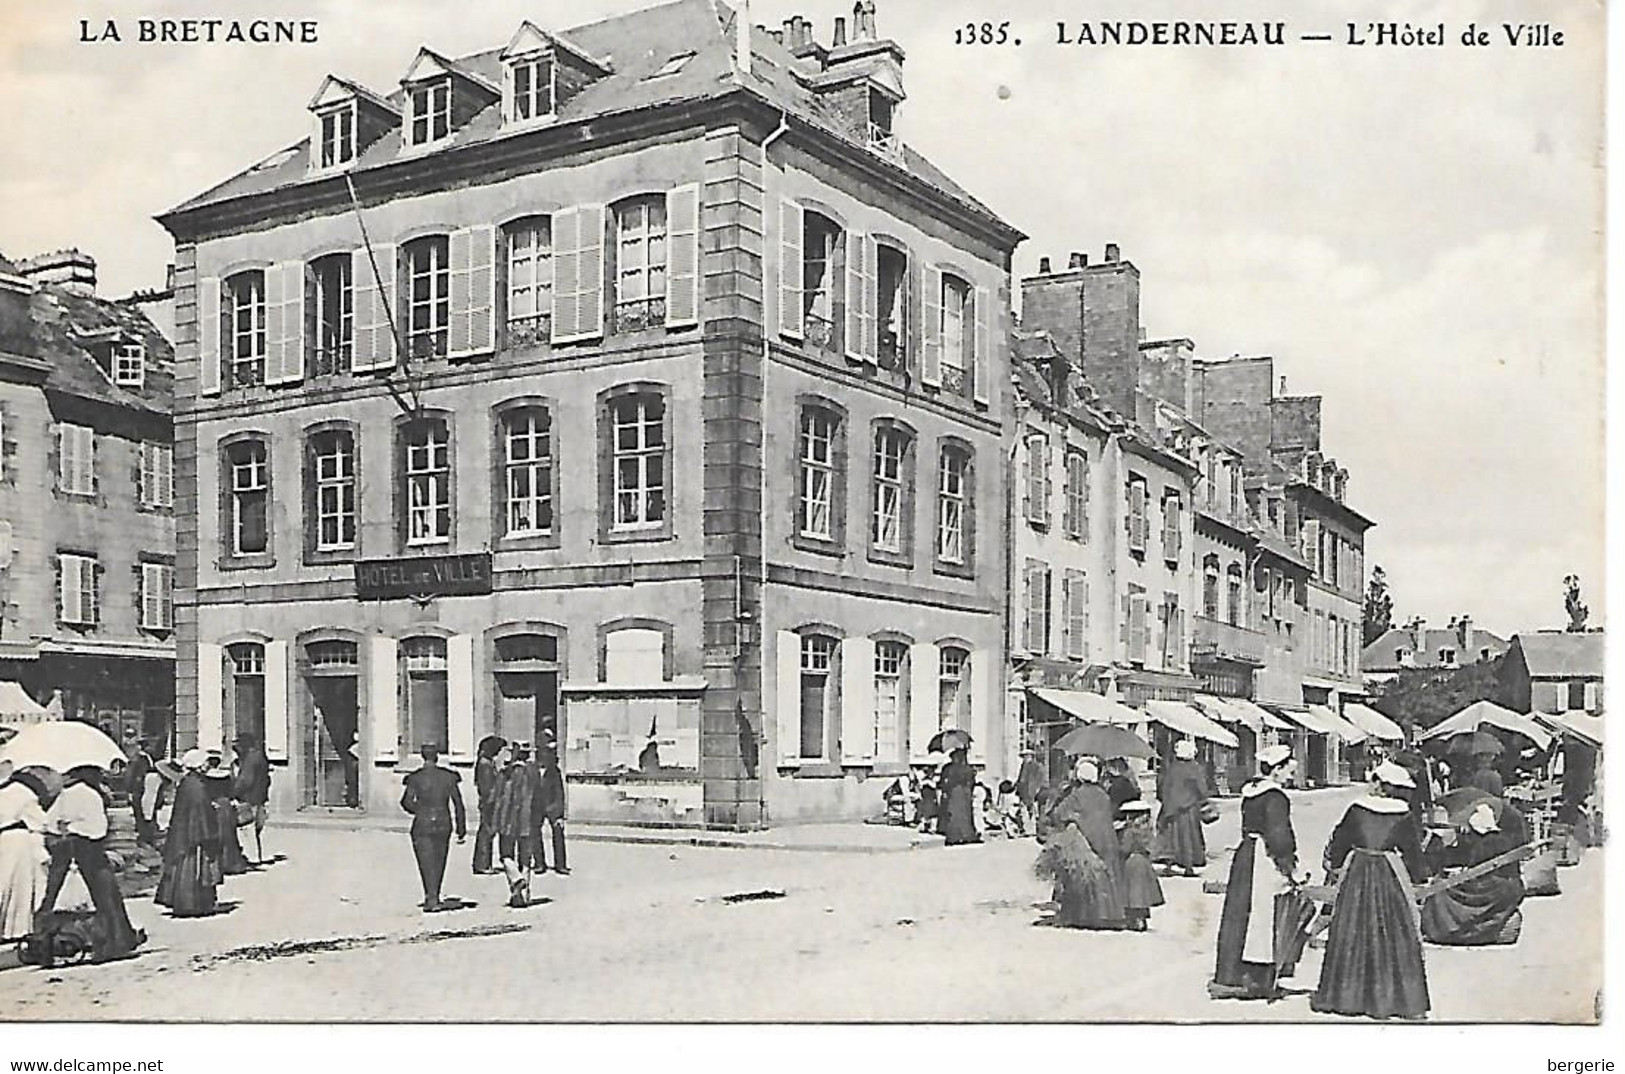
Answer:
[{"xmin": 1522, "ymin": 848, "xmax": 1561, "ymax": 897}]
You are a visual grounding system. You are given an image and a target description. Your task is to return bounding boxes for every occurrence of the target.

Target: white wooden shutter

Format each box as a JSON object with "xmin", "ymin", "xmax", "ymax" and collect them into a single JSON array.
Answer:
[
  {"xmin": 198, "ymin": 642, "xmax": 225, "ymax": 751},
  {"xmin": 665, "ymin": 184, "xmax": 701, "ymax": 328},
  {"xmin": 1584, "ymin": 682, "xmax": 1599, "ymax": 711},
  {"xmin": 448, "ymin": 225, "xmax": 496, "ymax": 359},
  {"xmin": 551, "ymin": 206, "xmax": 581, "ymax": 342},
  {"xmin": 840, "ymin": 636, "xmax": 876, "ymax": 763},
  {"xmin": 352, "ymin": 245, "xmax": 396, "ymax": 371},
  {"xmin": 159, "ymin": 445, "xmax": 174, "ymax": 507},
  {"xmin": 577, "ymin": 203, "xmax": 607, "ymax": 340},
  {"xmin": 370, "ymin": 635, "xmax": 399, "ymax": 762},
  {"xmin": 968, "ymin": 648, "xmax": 990, "ymax": 764},
  {"xmin": 845, "ymin": 230, "xmax": 874, "ymax": 364},
  {"xmin": 921, "ymin": 265, "xmax": 942, "ymax": 386},
  {"xmin": 264, "ymin": 640, "xmax": 290, "ymax": 762},
  {"xmin": 775, "ymin": 630, "xmax": 802, "ymax": 767},
  {"xmin": 908, "ymin": 642, "xmax": 937, "ymax": 760},
  {"xmin": 198, "ymin": 277, "xmax": 221, "ymax": 396},
  {"xmin": 447, "ymin": 634, "xmax": 475, "ymax": 759},
  {"xmin": 779, "ymin": 198, "xmax": 804, "ymax": 340},
  {"xmin": 266, "ymin": 260, "xmax": 305, "ymax": 385},
  {"xmin": 140, "ymin": 564, "xmax": 158, "ymax": 629},
  {"xmin": 973, "ymin": 283, "xmax": 991, "ymax": 406}
]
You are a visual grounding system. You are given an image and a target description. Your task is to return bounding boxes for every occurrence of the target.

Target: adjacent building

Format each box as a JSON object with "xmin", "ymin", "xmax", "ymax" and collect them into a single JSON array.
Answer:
[
  {"xmin": 1500, "ymin": 631, "xmax": 1605, "ymax": 717},
  {"xmin": 0, "ymin": 250, "xmax": 177, "ymax": 747},
  {"xmin": 159, "ymin": 0, "xmax": 1022, "ymax": 827},
  {"xmin": 1362, "ymin": 615, "xmax": 1509, "ymax": 687}
]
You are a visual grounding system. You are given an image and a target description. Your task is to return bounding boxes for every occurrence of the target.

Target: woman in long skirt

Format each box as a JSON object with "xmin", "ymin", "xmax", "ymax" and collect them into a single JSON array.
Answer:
[
  {"xmin": 1116, "ymin": 801, "xmax": 1163, "ymax": 931},
  {"xmin": 1155, "ymin": 739, "xmax": 1210, "ymax": 876},
  {"xmin": 0, "ymin": 769, "xmax": 52, "ymax": 941},
  {"xmin": 205, "ymin": 765, "xmax": 249, "ymax": 876},
  {"xmin": 939, "ymin": 747, "xmax": 982, "ymax": 845},
  {"xmin": 1420, "ymin": 801, "xmax": 1528, "ymax": 946},
  {"xmin": 1036, "ymin": 759, "xmax": 1127, "ymax": 930},
  {"xmin": 155, "ymin": 750, "xmax": 223, "ymax": 918},
  {"xmin": 1312, "ymin": 761, "xmax": 1431, "ymax": 1020},
  {"xmin": 1211, "ymin": 745, "xmax": 1303, "ymax": 1000}
]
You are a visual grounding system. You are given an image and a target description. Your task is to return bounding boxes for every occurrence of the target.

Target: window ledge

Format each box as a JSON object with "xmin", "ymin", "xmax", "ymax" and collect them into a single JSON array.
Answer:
[
  {"xmin": 219, "ymin": 553, "xmax": 276, "ymax": 572},
  {"xmin": 933, "ymin": 560, "xmax": 975, "ymax": 582},
  {"xmin": 304, "ymin": 547, "xmax": 357, "ymax": 568},
  {"xmin": 785, "ymin": 763, "xmax": 844, "ymax": 779},
  {"xmin": 495, "ymin": 532, "xmax": 561, "ymax": 554},
  {"xmin": 601, "ymin": 526, "xmax": 674, "ymax": 546},
  {"xmin": 791, "ymin": 534, "xmax": 845, "ymax": 559},
  {"xmin": 866, "ymin": 547, "xmax": 913, "ymax": 570}
]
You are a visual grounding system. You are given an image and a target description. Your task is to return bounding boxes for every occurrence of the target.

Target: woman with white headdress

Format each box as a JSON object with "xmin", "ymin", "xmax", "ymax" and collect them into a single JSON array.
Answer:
[
  {"xmin": 1420, "ymin": 800, "xmax": 1528, "ymax": 946},
  {"xmin": 1155, "ymin": 739, "xmax": 1211, "ymax": 876},
  {"xmin": 155, "ymin": 749, "xmax": 223, "ymax": 918},
  {"xmin": 1210, "ymin": 744, "xmax": 1304, "ymax": 1000},
  {"xmin": 1035, "ymin": 758, "xmax": 1126, "ymax": 930},
  {"xmin": 0, "ymin": 764, "xmax": 52, "ymax": 940},
  {"xmin": 1311, "ymin": 760, "xmax": 1430, "ymax": 1020}
]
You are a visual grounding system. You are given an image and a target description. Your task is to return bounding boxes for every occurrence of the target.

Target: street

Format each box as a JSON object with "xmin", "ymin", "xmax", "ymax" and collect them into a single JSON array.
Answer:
[{"xmin": 0, "ymin": 787, "xmax": 1601, "ymax": 1023}]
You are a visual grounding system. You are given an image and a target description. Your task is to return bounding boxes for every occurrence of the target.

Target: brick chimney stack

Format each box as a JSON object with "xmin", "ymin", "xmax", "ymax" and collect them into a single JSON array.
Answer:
[
  {"xmin": 17, "ymin": 249, "xmax": 96, "ymax": 295},
  {"xmin": 1019, "ymin": 244, "xmax": 1143, "ymax": 417},
  {"xmin": 1457, "ymin": 615, "xmax": 1471, "ymax": 650}
]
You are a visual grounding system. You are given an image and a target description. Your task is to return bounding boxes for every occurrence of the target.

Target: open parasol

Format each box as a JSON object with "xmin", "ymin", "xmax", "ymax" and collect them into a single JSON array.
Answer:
[
  {"xmin": 1435, "ymin": 787, "xmax": 1499, "ymax": 826},
  {"xmin": 927, "ymin": 729, "xmax": 972, "ymax": 754},
  {"xmin": 1053, "ymin": 723, "xmax": 1153, "ymax": 760},
  {"xmin": 0, "ymin": 720, "xmax": 126, "ymax": 774}
]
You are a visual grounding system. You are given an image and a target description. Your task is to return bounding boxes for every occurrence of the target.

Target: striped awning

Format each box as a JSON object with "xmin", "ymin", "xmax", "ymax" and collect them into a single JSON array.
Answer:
[
  {"xmin": 1308, "ymin": 705, "xmax": 1369, "ymax": 745},
  {"xmin": 1030, "ymin": 688, "xmax": 1146, "ymax": 727},
  {"xmin": 1145, "ymin": 700, "xmax": 1240, "ymax": 749},
  {"xmin": 1343, "ymin": 703, "xmax": 1405, "ymax": 743}
]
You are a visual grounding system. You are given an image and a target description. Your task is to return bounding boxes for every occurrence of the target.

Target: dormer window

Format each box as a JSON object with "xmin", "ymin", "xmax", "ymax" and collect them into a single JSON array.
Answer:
[
  {"xmin": 112, "ymin": 341, "xmax": 145, "ymax": 388},
  {"xmin": 318, "ymin": 104, "xmax": 356, "ymax": 168},
  {"xmin": 408, "ymin": 78, "xmax": 452, "ymax": 146},
  {"xmin": 646, "ymin": 51, "xmax": 695, "ymax": 80},
  {"xmin": 869, "ymin": 90, "xmax": 894, "ymax": 136},
  {"xmin": 508, "ymin": 54, "xmax": 555, "ymax": 122}
]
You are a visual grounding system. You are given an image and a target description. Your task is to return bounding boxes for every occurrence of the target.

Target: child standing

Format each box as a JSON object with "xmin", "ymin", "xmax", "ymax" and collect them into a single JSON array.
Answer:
[{"xmin": 1117, "ymin": 800, "xmax": 1164, "ymax": 931}]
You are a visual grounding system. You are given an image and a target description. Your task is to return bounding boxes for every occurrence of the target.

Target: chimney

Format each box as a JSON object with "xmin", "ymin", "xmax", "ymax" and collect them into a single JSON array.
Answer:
[
  {"xmin": 17, "ymin": 249, "xmax": 96, "ymax": 295},
  {"xmin": 1409, "ymin": 617, "xmax": 1426, "ymax": 653},
  {"xmin": 1279, "ymin": 375, "xmax": 1288, "ymax": 395},
  {"xmin": 735, "ymin": 0, "xmax": 752, "ymax": 73},
  {"xmin": 1021, "ymin": 241, "xmax": 1141, "ymax": 417},
  {"xmin": 1457, "ymin": 615, "xmax": 1471, "ymax": 650},
  {"xmin": 833, "ymin": 16, "xmax": 847, "ymax": 46},
  {"xmin": 1068, "ymin": 252, "xmax": 1086, "ymax": 269},
  {"xmin": 1038, "ymin": 257, "xmax": 1052, "ymax": 274},
  {"xmin": 853, "ymin": 0, "xmax": 877, "ymax": 41},
  {"xmin": 1104, "ymin": 243, "xmax": 1120, "ymax": 263}
]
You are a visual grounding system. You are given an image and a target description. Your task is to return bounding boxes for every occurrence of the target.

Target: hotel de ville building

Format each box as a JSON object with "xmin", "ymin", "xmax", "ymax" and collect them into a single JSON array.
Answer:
[{"xmin": 160, "ymin": 0, "xmax": 1024, "ymax": 828}]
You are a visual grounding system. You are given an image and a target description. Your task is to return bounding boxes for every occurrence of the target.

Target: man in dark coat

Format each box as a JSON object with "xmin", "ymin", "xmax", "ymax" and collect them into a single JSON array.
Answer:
[
  {"xmin": 536, "ymin": 745, "xmax": 569, "ymax": 875},
  {"xmin": 472, "ymin": 736, "xmax": 507, "ymax": 875},
  {"xmin": 232, "ymin": 734, "xmax": 272, "ymax": 865},
  {"xmin": 495, "ymin": 743, "xmax": 543, "ymax": 907},
  {"xmin": 1015, "ymin": 749, "xmax": 1048, "ymax": 826},
  {"xmin": 400, "ymin": 744, "xmax": 466, "ymax": 912},
  {"xmin": 124, "ymin": 738, "xmax": 159, "ymax": 847}
]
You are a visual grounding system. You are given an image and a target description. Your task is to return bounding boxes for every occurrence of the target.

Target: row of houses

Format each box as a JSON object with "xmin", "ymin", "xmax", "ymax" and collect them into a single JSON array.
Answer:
[{"xmin": 6, "ymin": 0, "xmax": 1416, "ymax": 825}]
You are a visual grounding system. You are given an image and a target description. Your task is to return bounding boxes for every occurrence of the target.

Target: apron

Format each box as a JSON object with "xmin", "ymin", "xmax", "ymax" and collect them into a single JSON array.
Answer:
[{"xmin": 1242, "ymin": 833, "xmax": 1290, "ymax": 964}]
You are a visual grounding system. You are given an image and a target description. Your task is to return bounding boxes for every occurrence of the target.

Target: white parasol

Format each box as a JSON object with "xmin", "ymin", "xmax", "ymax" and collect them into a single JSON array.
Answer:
[{"xmin": 0, "ymin": 720, "xmax": 126, "ymax": 773}]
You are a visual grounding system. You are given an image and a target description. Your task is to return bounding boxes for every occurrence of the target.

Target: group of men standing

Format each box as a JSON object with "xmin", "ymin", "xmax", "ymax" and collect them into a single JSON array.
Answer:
[{"xmin": 400, "ymin": 735, "xmax": 569, "ymax": 912}]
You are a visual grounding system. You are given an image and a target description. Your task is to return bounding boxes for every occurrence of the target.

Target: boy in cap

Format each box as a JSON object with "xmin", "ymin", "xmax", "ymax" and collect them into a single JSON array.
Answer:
[{"xmin": 400, "ymin": 744, "xmax": 466, "ymax": 912}]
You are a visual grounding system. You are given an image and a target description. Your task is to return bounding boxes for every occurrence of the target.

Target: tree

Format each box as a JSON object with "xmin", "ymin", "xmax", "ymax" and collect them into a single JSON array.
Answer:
[
  {"xmin": 1363, "ymin": 564, "xmax": 1394, "ymax": 648},
  {"xmin": 1564, "ymin": 575, "xmax": 1590, "ymax": 633},
  {"xmin": 1371, "ymin": 657, "xmax": 1507, "ymax": 735}
]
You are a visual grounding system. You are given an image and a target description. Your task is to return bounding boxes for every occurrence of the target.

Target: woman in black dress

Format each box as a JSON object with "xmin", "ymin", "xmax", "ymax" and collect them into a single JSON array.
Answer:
[
  {"xmin": 1211, "ymin": 744, "xmax": 1303, "ymax": 1000},
  {"xmin": 1312, "ymin": 761, "xmax": 1431, "ymax": 1020},
  {"xmin": 939, "ymin": 747, "xmax": 982, "ymax": 845},
  {"xmin": 1036, "ymin": 759, "xmax": 1127, "ymax": 930}
]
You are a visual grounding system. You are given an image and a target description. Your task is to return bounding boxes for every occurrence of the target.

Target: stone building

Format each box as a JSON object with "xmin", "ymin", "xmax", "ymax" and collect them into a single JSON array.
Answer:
[
  {"xmin": 158, "ymin": 0, "xmax": 1022, "ymax": 827},
  {"xmin": 0, "ymin": 250, "xmax": 176, "ymax": 747},
  {"xmin": 1362, "ymin": 615, "xmax": 1509, "ymax": 686}
]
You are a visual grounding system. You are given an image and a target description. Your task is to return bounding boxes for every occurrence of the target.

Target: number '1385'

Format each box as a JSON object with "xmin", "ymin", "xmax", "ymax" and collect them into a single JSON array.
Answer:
[{"xmin": 956, "ymin": 21, "xmax": 1011, "ymax": 44}]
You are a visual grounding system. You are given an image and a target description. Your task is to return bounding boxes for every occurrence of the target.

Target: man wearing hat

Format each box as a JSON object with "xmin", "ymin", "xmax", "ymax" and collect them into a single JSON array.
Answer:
[
  {"xmin": 232, "ymin": 733, "xmax": 272, "ymax": 865},
  {"xmin": 400, "ymin": 744, "xmax": 466, "ymax": 912},
  {"xmin": 124, "ymin": 737, "xmax": 160, "ymax": 848},
  {"xmin": 1014, "ymin": 746, "xmax": 1047, "ymax": 829}
]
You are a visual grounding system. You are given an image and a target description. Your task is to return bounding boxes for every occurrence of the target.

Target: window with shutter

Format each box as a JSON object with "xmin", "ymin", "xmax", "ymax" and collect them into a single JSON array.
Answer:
[
  {"xmin": 665, "ymin": 184, "xmax": 701, "ymax": 329},
  {"xmin": 505, "ymin": 217, "xmax": 554, "ymax": 347},
  {"xmin": 225, "ymin": 271, "xmax": 268, "ymax": 388},
  {"xmin": 876, "ymin": 245, "xmax": 908, "ymax": 371},
  {"xmin": 612, "ymin": 196, "xmax": 669, "ymax": 333},
  {"xmin": 199, "ymin": 275, "xmax": 222, "ymax": 395},
  {"xmin": 845, "ymin": 231, "xmax": 876, "ymax": 365},
  {"xmin": 1024, "ymin": 561, "xmax": 1045, "ymax": 653},
  {"xmin": 778, "ymin": 199, "xmax": 804, "ymax": 341},
  {"xmin": 1129, "ymin": 592, "xmax": 1148, "ymax": 664},
  {"xmin": 1024, "ymin": 435, "xmax": 1048, "ymax": 526},
  {"xmin": 551, "ymin": 204, "xmax": 606, "ymax": 344},
  {"xmin": 1126, "ymin": 479, "xmax": 1148, "ymax": 554},
  {"xmin": 939, "ymin": 274, "xmax": 970, "ymax": 395},
  {"xmin": 141, "ymin": 563, "xmax": 174, "ymax": 631},
  {"xmin": 920, "ymin": 265, "xmax": 942, "ymax": 387},
  {"xmin": 403, "ymin": 236, "xmax": 451, "ymax": 361},
  {"xmin": 350, "ymin": 245, "xmax": 396, "ymax": 371},
  {"xmin": 57, "ymin": 424, "xmax": 95, "ymax": 496},
  {"xmin": 57, "ymin": 554, "xmax": 97, "ymax": 626},
  {"xmin": 448, "ymin": 225, "xmax": 497, "ymax": 359}
]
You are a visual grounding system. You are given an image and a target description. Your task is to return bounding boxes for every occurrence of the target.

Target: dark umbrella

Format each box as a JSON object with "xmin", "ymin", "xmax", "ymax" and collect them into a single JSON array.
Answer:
[
  {"xmin": 1448, "ymin": 731, "xmax": 1504, "ymax": 757},
  {"xmin": 928, "ymin": 729, "xmax": 972, "ymax": 754},
  {"xmin": 1053, "ymin": 724, "xmax": 1153, "ymax": 761},
  {"xmin": 1436, "ymin": 787, "xmax": 1499, "ymax": 826}
]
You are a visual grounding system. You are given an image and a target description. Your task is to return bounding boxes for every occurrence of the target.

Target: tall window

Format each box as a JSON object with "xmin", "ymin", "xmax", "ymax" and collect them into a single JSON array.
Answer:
[
  {"xmin": 139, "ymin": 562, "xmax": 174, "ymax": 632},
  {"xmin": 1226, "ymin": 564, "xmax": 1243, "ymax": 627},
  {"xmin": 404, "ymin": 236, "xmax": 450, "ymax": 360},
  {"xmin": 799, "ymin": 634, "xmax": 836, "ymax": 760},
  {"xmin": 403, "ymin": 418, "xmax": 451, "ymax": 547},
  {"xmin": 1126, "ymin": 478, "xmax": 1149, "ymax": 555},
  {"xmin": 227, "ymin": 439, "xmax": 270, "ymax": 556},
  {"xmin": 505, "ymin": 218, "xmax": 553, "ymax": 346},
  {"xmin": 936, "ymin": 446, "xmax": 970, "ymax": 567},
  {"xmin": 318, "ymin": 105, "xmax": 355, "ymax": 167},
  {"xmin": 408, "ymin": 78, "xmax": 451, "ymax": 146},
  {"xmin": 610, "ymin": 393, "xmax": 666, "ymax": 531},
  {"xmin": 56, "ymin": 423, "xmax": 95, "ymax": 495},
  {"xmin": 874, "ymin": 641, "xmax": 907, "ymax": 760},
  {"xmin": 797, "ymin": 407, "xmax": 839, "ymax": 541},
  {"xmin": 226, "ymin": 272, "xmax": 266, "ymax": 388},
  {"xmin": 309, "ymin": 429, "xmax": 357, "ymax": 552},
  {"xmin": 1063, "ymin": 449, "xmax": 1089, "ymax": 539},
  {"xmin": 1202, "ymin": 555, "xmax": 1221, "ymax": 619},
  {"xmin": 803, "ymin": 213, "xmax": 841, "ymax": 350},
  {"xmin": 940, "ymin": 276, "xmax": 971, "ymax": 395},
  {"xmin": 1567, "ymin": 681, "xmax": 1586, "ymax": 710},
  {"xmin": 138, "ymin": 442, "xmax": 174, "ymax": 508},
  {"xmin": 401, "ymin": 637, "xmax": 450, "ymax": 756},
  {"xmin": 1162, "ymin": 492, "xmax": 1184, "ymax": 562},
  {"xmin": 613, "ymin": 197, "xmax": 668, "ymax": 332},
  {"xmin": 229, "ymin": 643, "xmax": 267, "ymax": 745},
  {"xmin": 57, "ymin": 553, "xmax": 98, "ymax": 626},
  {"xmin": 938, "ymin": 646, "xmax": 968, "ymax": 731},
  {"xmin": 871, "ymin": 426, "xmax": 910, "ymax": 555},
  {"xmin": 1024, "ymin": 561, "xmax": 1051, "ymax": 654},
  {"xmin": 113, "ymin": 342, "xmax": 145, "ymax": 387},
  {"xmin": 1063, "ymin": 570, "xmax": 1089, "ymax": 660},
  {"xmin": 502, "ymin": 407, "xmax": 553, "ymax": 538},
  {"xmin": 509, "ymin": 55, "xmax": 555, "ymax": 121},
  {"xmin": 876, "ymin": 246, "xmax": 908, "ymax": 370},
  {"xmin": 310, "ymin": 254, "xmax": 353, "ymax": 376},
  {"xmin": 1023, "ymin": 434, "xmax": 1049, "ymax": 527}
]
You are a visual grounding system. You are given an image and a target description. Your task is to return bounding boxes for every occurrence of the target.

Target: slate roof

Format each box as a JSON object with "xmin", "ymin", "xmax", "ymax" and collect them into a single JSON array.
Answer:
[
  {"xmin": 168, "ymin": 0, "xmax": 1010, "ymax": 234},
  {"xmin": 1362, "ymin": 626, "xmax": 1510, "ymax": 672},
  {"xmin": 8, "ymin": 283, "xmax": 174, "ymax": 416},
  {"xmin": 1511, "ymin": 632, "xmax": 1605, "ymax": 679}
]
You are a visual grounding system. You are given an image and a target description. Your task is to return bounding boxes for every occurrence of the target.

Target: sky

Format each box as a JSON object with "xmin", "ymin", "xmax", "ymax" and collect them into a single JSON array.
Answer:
[{"xmin": 0, "ymin": 0, "xmax": 1605, "ymax": 639}]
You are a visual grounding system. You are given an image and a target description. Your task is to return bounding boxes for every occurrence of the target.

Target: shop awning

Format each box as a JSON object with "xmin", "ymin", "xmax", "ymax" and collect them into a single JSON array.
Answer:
[
  {"xmin": 1144, "ymin": 700, "xmax": 1240, "ymax": 749},
  {"xmin": 1193, "ymin": 695, "xmax": 1258, "ymax": 731},
  {"xmin": 1415, "ymin": 700, "xmax": 1554, "ymax": 750},
  {"xmin": 1343, "ymin": 703, "xmax": 1405, "ymax": 743},
  {"xmin": 1308, "ymin": 705, "xmax": 1368, "ymax": 745},
  {"xmin": 1533, "ymin": 710, "xmax": 1603, "ymax": 749},
  {"xmin": 1276, "ymin": 706, "xmax": 1337, "ymax": 737},
  {"xmin": 0, "ymin": 681, "xmax": 55, "ymax": 725},
  {"xmin": 1030, "ymin": 688, "xmax": 1145, "ymax": 727}
]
